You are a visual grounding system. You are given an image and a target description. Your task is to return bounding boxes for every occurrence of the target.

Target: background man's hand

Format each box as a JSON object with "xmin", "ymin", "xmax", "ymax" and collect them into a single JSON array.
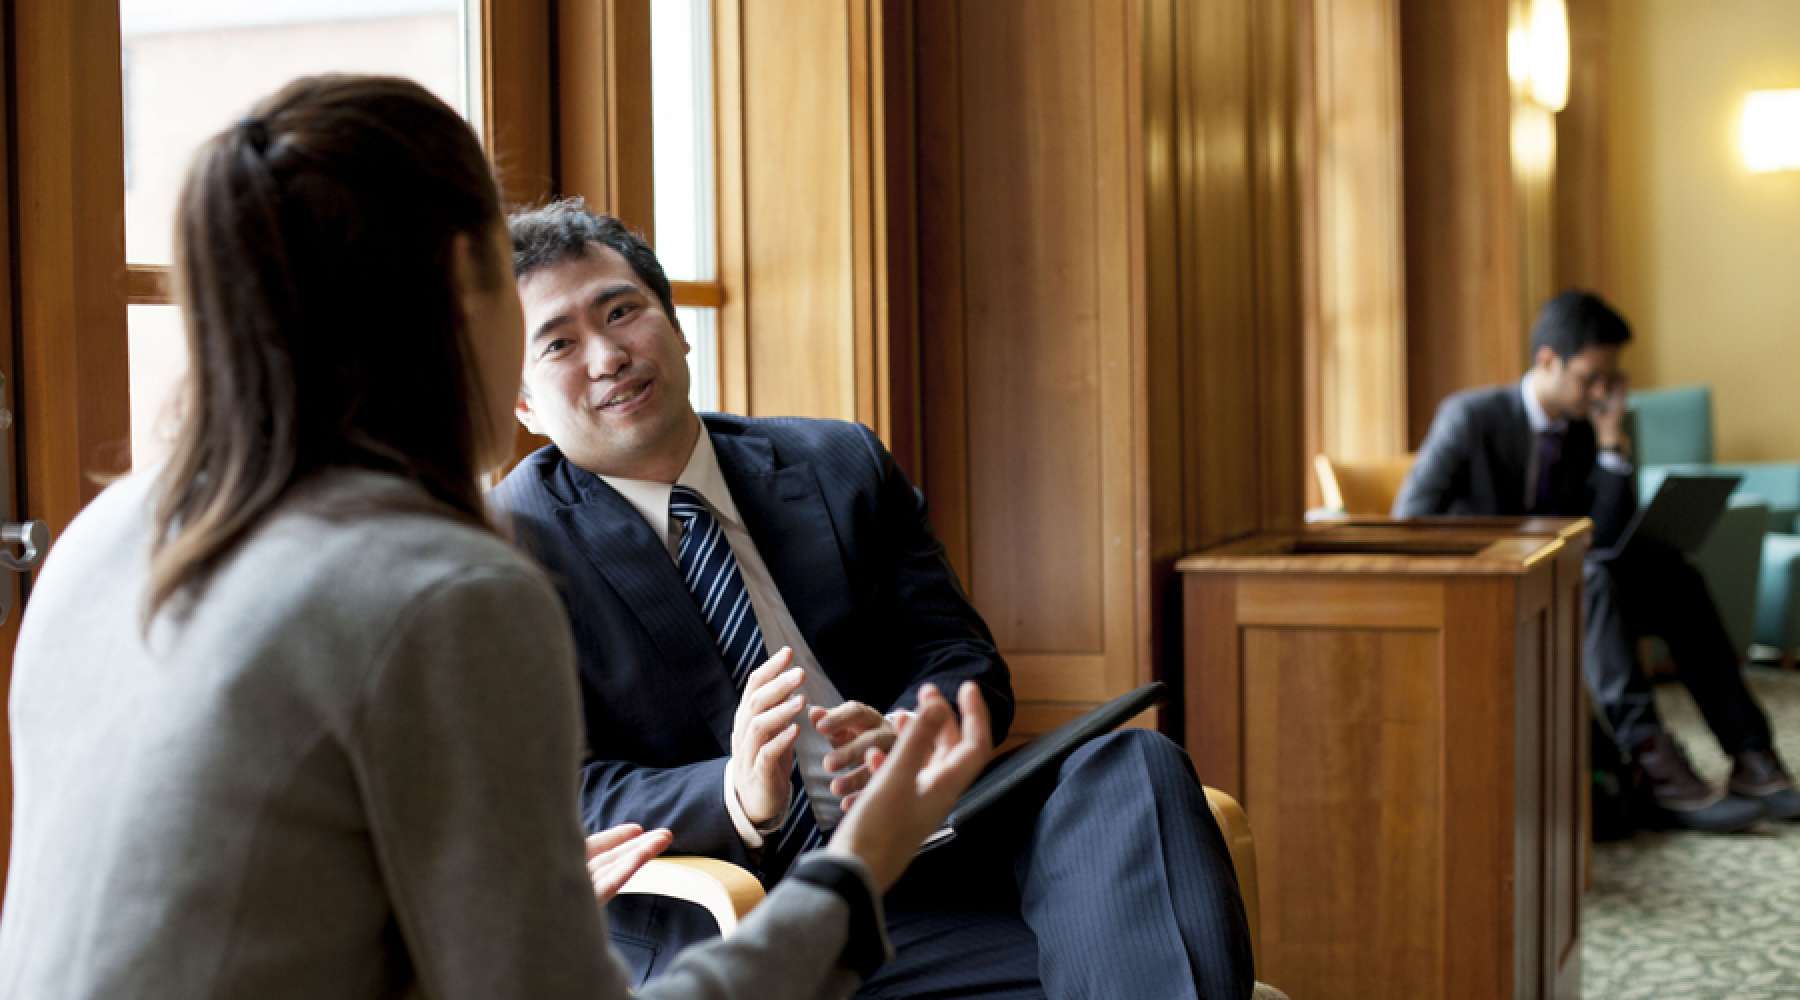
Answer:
[
  {"xmin": 1592, "ymin": 371, "xmax": 1631, "ymax": 452},
  {"xmin": 808, "ymin": 701, "xmax": 899, "ymax": 807},
  {"xmin": 824, "ymin": 682, "xmax": 992, "ymax": 892},
  {"xmin": 585, "ymin": 824, "xmax": 673, "ymax": 904},
  {"xmin": 730, "ymin": 647, "xmax": 806, "ymax": 826}
]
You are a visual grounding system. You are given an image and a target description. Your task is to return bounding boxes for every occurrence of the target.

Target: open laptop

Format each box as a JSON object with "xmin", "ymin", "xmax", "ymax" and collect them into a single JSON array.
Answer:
[{"xmin": 1604, "ymin": 472, "xmax": 1742, "ymax": 560}]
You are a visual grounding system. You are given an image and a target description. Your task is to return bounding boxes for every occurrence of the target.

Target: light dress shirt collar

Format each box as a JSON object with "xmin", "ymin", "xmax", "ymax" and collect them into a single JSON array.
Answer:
[
  {"xmin": 598, "ymin": 423, "xmax": 738, "ymax": 556},
  {"xmin": 1520, "ymin": 374, "xmax": 1565, "ymax": 436}
]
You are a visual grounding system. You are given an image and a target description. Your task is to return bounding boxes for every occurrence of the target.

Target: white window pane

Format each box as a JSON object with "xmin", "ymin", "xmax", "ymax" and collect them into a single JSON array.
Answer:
[
  {"xmin": 121, "ymin": 0, "xmax": 477, "ymax": 265},
  {"xmin": 128, "ymin": 305, "xmax": 189, "ymax": 470},
  {"xmin": 679, "ymin": 306, "xmax": 719, "ymax": 413},
  {"xmin": 651, "ymin": 0, "xmax": 716, "ymax": 282}
]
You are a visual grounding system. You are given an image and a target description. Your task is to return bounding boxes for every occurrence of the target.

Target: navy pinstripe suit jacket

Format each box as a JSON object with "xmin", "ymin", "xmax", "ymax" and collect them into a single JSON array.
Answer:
[{"xmin": 489, "ymin": 414, "xmax": 1014, "ymax": 876}]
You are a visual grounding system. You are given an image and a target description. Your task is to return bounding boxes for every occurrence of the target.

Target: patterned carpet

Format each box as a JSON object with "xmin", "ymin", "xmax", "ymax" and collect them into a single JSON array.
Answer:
[{"xmin": 1583, "ymin": 667, "xmax": 1800, "ymax": 999}]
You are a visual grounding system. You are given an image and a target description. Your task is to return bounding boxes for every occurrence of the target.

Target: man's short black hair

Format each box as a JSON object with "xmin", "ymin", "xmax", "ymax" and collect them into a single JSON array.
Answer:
[
  {"xmin": 1530, "ymin": 290, "xmax": 1632, "ymax": 362},
  {"xmin": 507, "ymin": 198, "xmax": 677, "ymax": 324}
]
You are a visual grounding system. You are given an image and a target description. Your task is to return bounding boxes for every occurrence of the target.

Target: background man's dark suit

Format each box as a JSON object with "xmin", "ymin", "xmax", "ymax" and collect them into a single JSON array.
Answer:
[
  {"xmin": 1394, "ymin": 385, "xmax": 1773, "ymax": 758},
  {"xmin": 492, "ymin": 414, "xmax": 1253, "ymax": 999},
  {"xmin": 1395, "ymin": 385, "xmax": 1637, "ymax": 546}
]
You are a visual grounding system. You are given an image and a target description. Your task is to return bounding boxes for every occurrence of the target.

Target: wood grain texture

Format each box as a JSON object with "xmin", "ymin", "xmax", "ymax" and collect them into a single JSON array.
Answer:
[
  {"xmin": 1180, "ymin": 525, "xmax": 1588, "ymax": 998},
  {"xmin": 14, "ymin": 1, "xmax": 131, "ymax": 528},
  {"xmin": 1439, "ymin": 577, "xmax": 1519, "ymax": 997},
  {"xmin": 1239, "ymin": 576, "xmax": 1443, "ymax": 628},
  {"xmin": 1554, "ymin": 0, "xmax": 1612, "ymax": 296},
  {"xmin": 913, "ymin": 0, "xmax": 1142, "ymax": 734},
  {"xmin": 741, "ymin": 0, "xmax": 854, "ymax": 421},
  {"xmin": 1243, "ymin": 626, "xmax": 1444, "ymax": 996},
  {"xmin": 714, "ymin": 0, "xmax": 750, "ymax": 415},
  {"xmin": 8, "ymin": 0, "xmax": 132, "ymax": 902},
  {"xmin": 911, "ymin": 0, "xmax": 1304, "ymax": 735},
  {"xmin": 0, "ymin": 0, "xmax": 16, "ymax": 903},
  {"xmin": 1183, "ymin": 576, "xmax": 1243, "ymax": 798},
  {"xmin": 1399, "ymin": 0, "xmax": 1524, "ymax": 446},
  {"xmin": 555, "ymin": 0, "xmax": 655, "ymax": 235},
  {"xmin": 483, "ymin": 1, "xmax": 553, "ymax": 209},
  {"xmin": 1301, "ymin": 0, "xmax": 1410, "ymax": 468}
]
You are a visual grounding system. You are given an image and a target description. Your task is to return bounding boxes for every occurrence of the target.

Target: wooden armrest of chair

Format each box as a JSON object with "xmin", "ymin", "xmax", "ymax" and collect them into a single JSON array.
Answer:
[
  {"xmin": 617, "ymin": 856, "xmax": 766, "ymax": 937},
  {"xmin": 1204, "ymin": 786, "xmax": 1262, "ymax": 966}
]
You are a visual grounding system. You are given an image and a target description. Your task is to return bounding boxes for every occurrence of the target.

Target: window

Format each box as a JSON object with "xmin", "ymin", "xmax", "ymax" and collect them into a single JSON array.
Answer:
[
  {"xmin": 651, "ymin": 0, "xmax": 723, "ymax": 413},
  {"xmin": 119, "ymin": 0, "xmax": 482, "ymax": 465}
]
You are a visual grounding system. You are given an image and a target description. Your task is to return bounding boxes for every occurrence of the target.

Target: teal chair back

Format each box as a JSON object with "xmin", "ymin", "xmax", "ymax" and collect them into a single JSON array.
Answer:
[{"xmin": 1627, "ymin": 385, "xmax": 1714, "ymax": 466}]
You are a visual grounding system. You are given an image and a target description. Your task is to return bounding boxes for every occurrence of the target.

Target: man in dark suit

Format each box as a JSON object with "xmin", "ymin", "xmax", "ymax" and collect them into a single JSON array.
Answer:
[
  {"xmin": 490, "ymin": 200, "xmax": 1254, "ymax": 999},
  {"xmin": 1396, "ymin": 290, "xmax": 1799, "ymax": 832}
]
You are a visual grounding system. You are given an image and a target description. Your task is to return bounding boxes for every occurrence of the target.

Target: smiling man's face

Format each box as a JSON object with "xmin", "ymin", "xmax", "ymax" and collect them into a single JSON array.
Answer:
[{"xmin": 515, "ymin": 243, "xmax": 699, "ymax": 481}]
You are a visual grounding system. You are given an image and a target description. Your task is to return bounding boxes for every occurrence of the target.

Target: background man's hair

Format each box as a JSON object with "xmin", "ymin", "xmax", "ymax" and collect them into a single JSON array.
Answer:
[
  {"xmin": 507, "ymin": 198, "xmax": 677, "ymax": 324},
  {"xmin": 1530, "ymin": 289, "xmax": 1633, "ymax": 361}
]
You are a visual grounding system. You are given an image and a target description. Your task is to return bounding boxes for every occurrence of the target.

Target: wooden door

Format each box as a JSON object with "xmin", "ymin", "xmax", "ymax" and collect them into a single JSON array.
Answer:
[{"xmin": 0, "ymin": 0, "xmax": 134, "ymax": 902}]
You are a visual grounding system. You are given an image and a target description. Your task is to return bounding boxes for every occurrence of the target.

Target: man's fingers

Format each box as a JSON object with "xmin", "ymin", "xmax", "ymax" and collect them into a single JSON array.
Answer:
[
  {"xmin": 585, "ymin": 824, "xmax": 645, "ymax": 860},
  {"xmin": 754, "ymin": 722, "xmax": 800, "ymax": 777},
  {"xmin": 830, "ymin": 764, "xmax": 872, "ymax": 798},
  {"xmin": 747, "ymin": 693, "xmax": 806, "ymax": 749},
  {"xmin": 741, "ymin": 647, "xmax": 795, "ymax": 694},
  {"xmin": 824, "ymin": 727, "xmax": 897, "ymax": 772},
  {"xmin": 743, "ymin": 666, "xmax": 806, "ymax": 718},
  {"xmin": 814, "ymin": 700, "xmax": 882, "ymax": 732}
]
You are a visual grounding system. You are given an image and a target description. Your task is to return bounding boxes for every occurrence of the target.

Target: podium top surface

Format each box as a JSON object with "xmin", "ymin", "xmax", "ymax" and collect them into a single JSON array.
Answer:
[{"xmin": 1175, "ymin": 517, "xmax": 1592, "ymax": 576}]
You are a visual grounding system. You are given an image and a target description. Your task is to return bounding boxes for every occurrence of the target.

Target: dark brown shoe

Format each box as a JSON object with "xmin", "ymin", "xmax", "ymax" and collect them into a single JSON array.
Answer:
[
  {"xmin": 1635, "ymin": 733, "xmax": 1764, "ymax": 833},
  {"xmin": 1730, "ymin": 749, "xmax": 1800, "ymax": 822}
]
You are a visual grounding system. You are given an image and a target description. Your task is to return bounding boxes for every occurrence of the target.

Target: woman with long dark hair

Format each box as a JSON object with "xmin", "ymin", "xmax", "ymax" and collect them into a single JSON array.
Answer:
[{"xmin": 0, "ymin": 75, "xmax": 988, "ymax": 998}]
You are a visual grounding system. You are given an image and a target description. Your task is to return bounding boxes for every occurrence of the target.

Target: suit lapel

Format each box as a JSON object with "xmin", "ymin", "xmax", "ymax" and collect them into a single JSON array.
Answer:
[
  {"xmin": 1495, "ymin": 389, "xmax": 1533, "ymax": 511},
  {"xmin": 710, "ymin": 427, "xmax": 856, "ymax": 680},
  {"xmin": 553, "ymin": 477, "xmax": 739, "ymax": 753}
]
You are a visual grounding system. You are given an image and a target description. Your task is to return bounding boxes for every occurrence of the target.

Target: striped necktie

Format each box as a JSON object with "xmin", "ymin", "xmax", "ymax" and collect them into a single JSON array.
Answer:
[{"xmin": 669, "ymin": 484, "xmax": 824, "ymax": 878}]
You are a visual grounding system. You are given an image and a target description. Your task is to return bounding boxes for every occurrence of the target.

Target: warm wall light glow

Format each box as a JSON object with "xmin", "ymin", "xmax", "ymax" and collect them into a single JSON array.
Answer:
[
  {"xmin": 1512, "ymin": 103, "xmax": 1558, "ymax": 178},
  {"xmin": 1507, "ymin": 5, "xmax": 1531, "ymax": 97},
  {"xmin": 1742, "ymin": 90, "xmax": 1800, "ymax": 173},
  {"xmin": 1526, "ymin": 0, "xmax": 1570, "ymax": 113}
]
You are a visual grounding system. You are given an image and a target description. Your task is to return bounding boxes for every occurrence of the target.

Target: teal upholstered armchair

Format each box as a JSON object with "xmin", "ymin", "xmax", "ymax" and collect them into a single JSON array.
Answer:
[{"xmin": 1630, "ymin": 385, "xmax": 1800, "ymax": 663}]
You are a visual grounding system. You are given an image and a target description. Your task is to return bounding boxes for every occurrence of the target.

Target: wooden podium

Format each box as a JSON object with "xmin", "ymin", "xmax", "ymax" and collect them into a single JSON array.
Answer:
[{"xmin": 1178, "ymin": 519, "xmax": 1590, "ymax": 1000}]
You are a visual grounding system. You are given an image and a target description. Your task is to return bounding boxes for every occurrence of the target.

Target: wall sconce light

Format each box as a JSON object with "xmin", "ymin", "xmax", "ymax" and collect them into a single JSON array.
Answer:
[
  {"xmin": 1508, "ymin": 0, "xmax": 1570, "ymax": 114},
  {"xmin": 1742, "ymin": 90, "xmax": 1800, "ymax": 173},
  {"xmin": 1526, "ymin": 0, "xmax": 1570, "ymax": 113}
]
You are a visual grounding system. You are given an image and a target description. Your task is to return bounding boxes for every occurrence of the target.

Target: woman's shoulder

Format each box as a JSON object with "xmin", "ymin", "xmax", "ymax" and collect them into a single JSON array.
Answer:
[{"xmin": 257, "ymin": 469, "xmax": 554, "ymax": 606}]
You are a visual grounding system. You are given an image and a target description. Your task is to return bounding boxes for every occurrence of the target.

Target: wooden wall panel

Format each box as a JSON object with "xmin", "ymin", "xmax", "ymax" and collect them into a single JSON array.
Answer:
[
  {"xmin": 484, "ymin": 1, "xmax": 553, "ymax": 209},
  {"xmin": 1301, "ymin": 0, "xmax": 1410, "ymax": 470},
  {"xmin": 1250, "ymin": 0, "xmax": 1308, "ymax": 532},
  {"xmin": 7, "ymin": 0, "xmax": 133, "ymax": 901},
  {"xmin": 1554, "ymin": 0, "xmax": 1612, "ymax": 296},
  {"xmin": 1244, "ymin": 626, "xmax": 1444, "ymax": 995},
  {"xmin": 1399, "ymin": 0, "xmax": 1524, "ymax": 445},
  {"xmin": 556, "ymin": 0, "xmax": 655, "ymax": 234},
  {"xmin": 916, "ymin": 0, "xmax": 1143, "ymax": 737},
  {"xmin": 739, "ymin": 0, "xmax": 855, "ymax": 422},
  {"xmin": 959, "ymin": 0, "xmax": 1109, "ymax": 653},
  {"xmin": 909, "ymin": 0, "xmax": 1306, "ymax": 738},
  {"xmin": 718, "ymin": 0, "xmax": 907, "ymax": 441}
]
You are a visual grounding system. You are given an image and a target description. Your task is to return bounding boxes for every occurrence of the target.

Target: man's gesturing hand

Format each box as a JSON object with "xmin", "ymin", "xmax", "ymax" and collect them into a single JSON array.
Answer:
[
  {"xmin": 730, "ymin": 647, "xmax": 807, "ymax": 826},
  {"xmin": 808, "ymin": 701, "xmax": 898, "ymax": 808},
  {"xmin": 585, "ymin": 824, "xmax": 673, "ymax": 904},
  {"xmin": 825, "ymin": 682, "xmax": 992, "ymax": 893}
]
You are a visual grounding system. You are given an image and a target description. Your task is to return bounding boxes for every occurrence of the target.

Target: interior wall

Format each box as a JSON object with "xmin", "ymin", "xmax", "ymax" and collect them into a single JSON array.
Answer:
[
  {"xmin": 1608, "ymin": 0, "xmax": 1800, "ymax": 461},
  {"xmin": 1398, "ymin": 0, "xmax": 1525, "ymax": 446},
  {"xmin": 912, "ymin": 0, "xmax": 1304, "ymax": 741}
]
